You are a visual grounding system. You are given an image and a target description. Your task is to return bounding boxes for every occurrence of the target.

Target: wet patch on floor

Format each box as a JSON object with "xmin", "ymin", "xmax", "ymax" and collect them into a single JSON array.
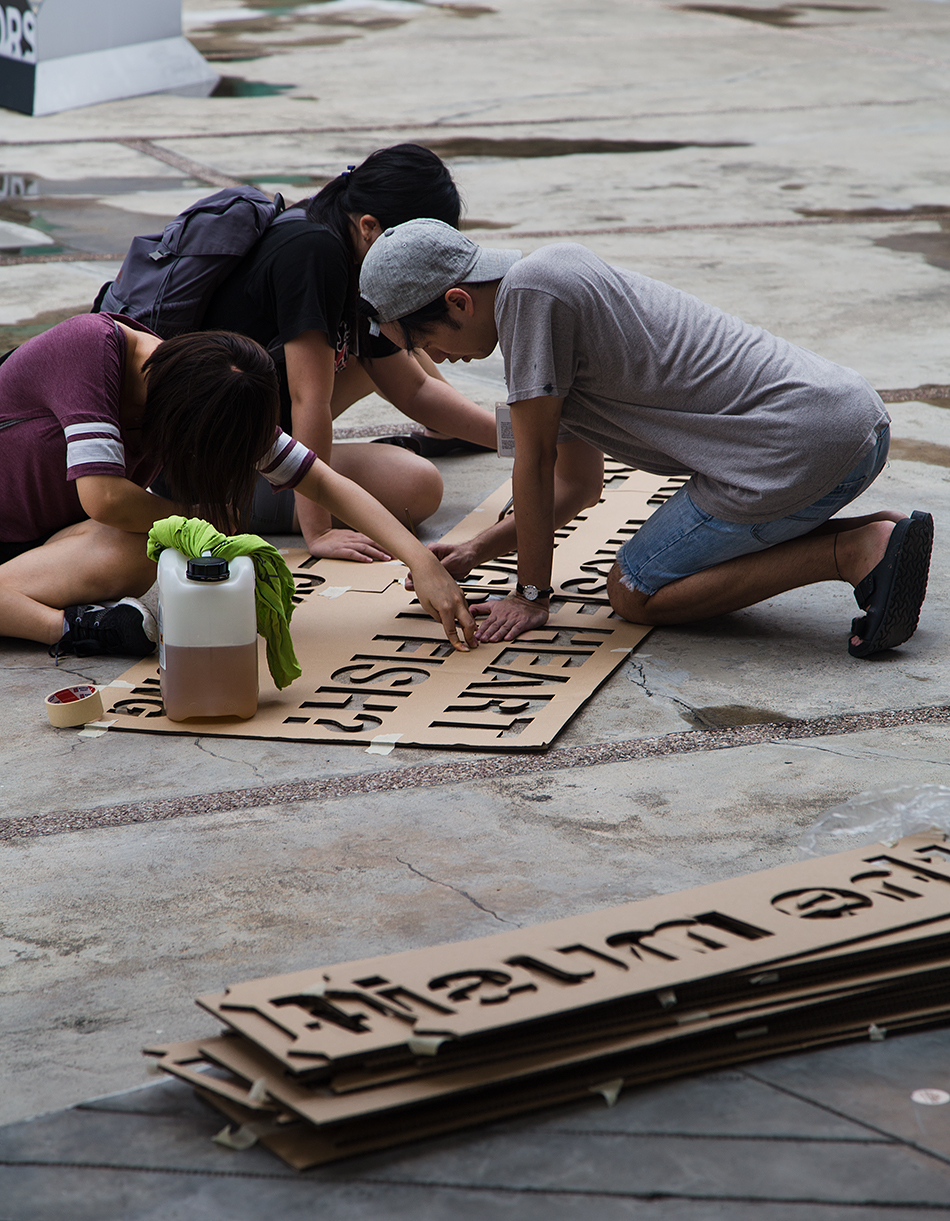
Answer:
[
  {"xmin": 797, "ymin": 205, "xmax": 950, "ymax": 274},
  {"xmin": 422, "ymin": 136, "xmax": 750, "ymax": 160},
  {"xmin": 887, "ymin": 438, "xmax": 950, "ymax": 468},
  {"xmin": 0, "ymin": 305, "xmax": 90, "ymax": 351},
  {"xmin": 0, "ymin": 195, "xmax": 179, "ymax": 259},
  {"xmin": 211, "ymin": 76, "xmax": 297, "ymax": 96},
  {"xmin": 459, "ymin": 217, "xmax": 514, "ymax": 230},
  {"xmin": 797, "ymin": 205, "xmax": 950, "ymax": 222},
  {"xmin": 1, "ymin": 173, "xmax": 199, "ymax": 201},
  {"xmin": 680, "ymin": 705, "xmax": 797, "ymax": 729},
  {"xmin": 878, "ymin": 385, "xmax": 950, "ymax": 408},
  {"xmin": 874, "ymin": 229, "xmax": 950, "ymax": 275},
  {"xmin": 189, "ymin": 31, "xmax": 356, "ymax": 63},
  {"xmin": 185, "ymin": 0, "xmax": 493, "ymax": 63},
  {"xmin": 673, "ymin": 3, "xmax": 882, "ymax": 27}
]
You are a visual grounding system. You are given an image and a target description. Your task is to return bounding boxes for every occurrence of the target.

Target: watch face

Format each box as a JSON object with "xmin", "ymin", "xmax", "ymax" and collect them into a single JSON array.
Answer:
[{"xmin": 524, "ymin": 586, "xmax": 539, "ymax": 601}]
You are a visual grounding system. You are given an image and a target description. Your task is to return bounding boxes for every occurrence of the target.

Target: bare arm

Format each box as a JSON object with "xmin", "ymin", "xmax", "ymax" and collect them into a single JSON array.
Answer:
[
  {"xmin": 295, "ymin": 459, "xmax": 476, "ymax": 651},
  {"xmin": 430, "ymin": 434, "xmax": 604, "ymax": 581},
  {"xmin": 76, "ymin": 475, "xmax": 183, "ymax": 533},
  {"xmin": 364, "ymin": 349, "xmax": 497, "ymax": 449},
  {"xmin": 465, "ymin": 396, "xmax": 566, "ymax": 641},
  {"xmin": 284, "ymin": 330, "xmax": 389, "ymax": 561}
]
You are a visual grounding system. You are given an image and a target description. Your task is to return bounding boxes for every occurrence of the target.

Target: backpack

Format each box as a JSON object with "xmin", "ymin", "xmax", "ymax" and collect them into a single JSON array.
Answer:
[{"xmin": 95, "ymin": 186, "xmax": 286, "ymax": 339}]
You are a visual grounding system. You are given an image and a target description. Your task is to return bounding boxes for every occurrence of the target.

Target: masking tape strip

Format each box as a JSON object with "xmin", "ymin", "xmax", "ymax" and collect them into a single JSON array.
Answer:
[
  {"xmin": 366, "ymin": 733, "xmax": 402, "ymax": 756},
  {"xmin": 247, "ymin": 1077, "xmax": 270, "ymax": 1104},
  {"xmin": 45, "ymin": 685, "xmax": 104, "ymax": 728},
  {"xmin": 407, "ymin": 1035, "xmax": 449, "ymax": 1057},
  {"xmin": 590, "ymin": 1078, "xmax": 624, "ymax": 1107},
  {"xmin": 78, "ymin": 720, "xmax": 115, "ymax": 739},
  {"xmin": 319, "ymin": 586, "xmax": 351, "ymax": 599},
  {"xmin": 212, "ymin": 1123, "xmax": 259, "ymax": 1151}
]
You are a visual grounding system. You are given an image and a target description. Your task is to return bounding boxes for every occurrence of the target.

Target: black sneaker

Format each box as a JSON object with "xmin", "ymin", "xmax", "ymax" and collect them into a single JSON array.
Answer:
[{"xmin": 50, "ymin": 598, "xmax": 158, "ymax": 663}]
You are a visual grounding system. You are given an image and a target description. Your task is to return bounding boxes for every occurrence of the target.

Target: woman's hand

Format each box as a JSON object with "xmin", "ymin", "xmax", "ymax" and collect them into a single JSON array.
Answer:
[
  {"xmin": 404, "ymin": 540, "xmax": 479, "ymax": 590},
  {"xmin": 409, "ymin": 555, "xmax": 477, "ymax": 652},
  {"xmin": 470, "ymin": 592, "xmax": 550, "ymax": 642},
  {"xmin": 305, "ymin": 527, "xmax": 392, "ymax": 563}
]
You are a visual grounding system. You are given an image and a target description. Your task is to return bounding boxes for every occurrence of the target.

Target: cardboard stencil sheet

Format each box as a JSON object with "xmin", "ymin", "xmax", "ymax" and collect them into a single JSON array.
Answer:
[
  {"xmin": 99, "ymin": 463, "xmax": 678, "ymax": 751},
  {"xmin": 194, "ymin": 835, "xmax": 950, "ymax": 1071},
  {"xmin": 145, "ymin": 835, "xmax": 950, "ymax": 1169}
]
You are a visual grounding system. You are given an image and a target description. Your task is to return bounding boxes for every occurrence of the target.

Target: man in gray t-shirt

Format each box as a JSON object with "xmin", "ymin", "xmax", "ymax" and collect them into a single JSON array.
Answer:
[{"xmin": 360, "ymin": 220, "xmax": 932, "ymax": 659}]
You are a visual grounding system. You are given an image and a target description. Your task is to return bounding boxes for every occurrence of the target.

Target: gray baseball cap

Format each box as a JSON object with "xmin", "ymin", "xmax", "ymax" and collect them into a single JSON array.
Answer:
[{"xmin": 359, "ymin": 218, "xmax": 521, "ymax": 323}]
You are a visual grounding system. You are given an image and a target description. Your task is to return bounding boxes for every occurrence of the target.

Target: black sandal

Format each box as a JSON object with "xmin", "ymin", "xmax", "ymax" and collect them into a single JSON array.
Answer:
[{"xmin": 848, "ymin": 510, "xmax": 933, "ymax": 657}]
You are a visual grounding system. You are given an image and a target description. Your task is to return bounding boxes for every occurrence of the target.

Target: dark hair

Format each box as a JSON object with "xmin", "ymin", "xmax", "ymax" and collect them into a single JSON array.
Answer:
[
  {"xmin": 306, "ymin": 143, "xmax": 461, "ymax": 260},
  {"xmin": 141, "ymin": 332, "xmax": 279, "ymax": 531},
  {"xmin": 360, "ymin": 292, "xmax": 473, "ymax": 353}
]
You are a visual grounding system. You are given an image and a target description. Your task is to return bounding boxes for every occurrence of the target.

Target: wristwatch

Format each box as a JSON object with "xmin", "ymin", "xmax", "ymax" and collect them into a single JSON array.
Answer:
[{"xmin": 516, "ymin": 582, "xmax": 554, "ymax": 602}]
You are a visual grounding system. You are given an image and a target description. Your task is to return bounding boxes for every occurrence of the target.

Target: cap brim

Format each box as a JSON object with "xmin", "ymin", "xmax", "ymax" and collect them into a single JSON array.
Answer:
[{"xmin": 461, "ymin": 247, "xmax": 522, "ymax": 285}]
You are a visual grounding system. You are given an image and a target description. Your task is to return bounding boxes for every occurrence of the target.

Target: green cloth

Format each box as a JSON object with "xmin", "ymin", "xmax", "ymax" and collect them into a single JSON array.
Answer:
[{"xmin": 147, "ymin": 516, "xmax": 301, "ymax": 690}]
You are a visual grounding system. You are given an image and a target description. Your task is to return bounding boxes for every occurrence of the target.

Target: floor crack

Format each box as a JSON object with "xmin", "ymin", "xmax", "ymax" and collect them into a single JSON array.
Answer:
[
  {"xmin": 193, "ymin": 739, "xmax": 265, "ymax": 781},
  {"xmin": 395, "ymin": 857, "xmax": 518, "ymax": 925},
  {"xmin": 628, "ymin": 660, "xmax": 700, "ymax": 720},
  {"xmin": 782, "ymin": 741, "xmax": 950, "ymax": 768}
]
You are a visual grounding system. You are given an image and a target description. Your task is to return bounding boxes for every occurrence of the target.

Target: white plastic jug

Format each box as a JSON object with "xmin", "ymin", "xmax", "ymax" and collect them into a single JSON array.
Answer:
[{"xmin": 157, "ymin": 548, "xmax": 258, "ymax": 721}]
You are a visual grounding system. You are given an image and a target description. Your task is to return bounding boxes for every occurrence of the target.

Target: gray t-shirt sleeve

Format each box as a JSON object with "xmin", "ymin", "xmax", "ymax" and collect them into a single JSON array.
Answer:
[{"xmin": 497, "ymin": 285, "xmax": 579, "ymax": 404}]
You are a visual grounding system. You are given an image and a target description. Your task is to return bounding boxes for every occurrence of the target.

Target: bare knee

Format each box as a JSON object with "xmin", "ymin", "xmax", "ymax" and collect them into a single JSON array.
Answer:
[
  {"xmin": 606, "ymin": 563, "xmax": 653, "ymax": 623},
  {"xmin": 411, "ymin": 460, "xmax": 443, "ymax": 523},
  {"xmin": 92, "ymin": 528, "xmax": 156, "ymax": 599}
]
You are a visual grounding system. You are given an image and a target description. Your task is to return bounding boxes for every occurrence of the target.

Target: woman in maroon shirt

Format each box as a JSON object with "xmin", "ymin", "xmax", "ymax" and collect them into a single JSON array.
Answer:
[{"xmin": 0, "ymin": 315, "xmax": 474, "ymax": 659}]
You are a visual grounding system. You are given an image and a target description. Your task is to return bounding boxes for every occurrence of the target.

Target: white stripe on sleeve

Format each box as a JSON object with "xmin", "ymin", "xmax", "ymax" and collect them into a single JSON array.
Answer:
[
  {"xmin": 258, "ymin": 431, "xmax": 314, "ymax": 490},
  {"xmin": 66, "ymin": 436, "xmax": 126, "ymax": 471},
  {"xmin": 64, "ymin": 421, "xmax": 121, "ymax": 440}
]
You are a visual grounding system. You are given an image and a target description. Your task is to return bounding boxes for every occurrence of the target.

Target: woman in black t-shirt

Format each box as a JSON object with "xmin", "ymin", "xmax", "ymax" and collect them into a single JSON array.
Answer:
[{"xmin": 203, "ymin": 144, "xmax": 497, "ymax": 561}]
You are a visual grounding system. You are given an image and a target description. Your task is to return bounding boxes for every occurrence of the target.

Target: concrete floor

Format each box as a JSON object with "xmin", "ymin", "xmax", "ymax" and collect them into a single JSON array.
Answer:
[{"xmin": 2, "ymin": 0, "xmax": 950, "ymax": 1214}]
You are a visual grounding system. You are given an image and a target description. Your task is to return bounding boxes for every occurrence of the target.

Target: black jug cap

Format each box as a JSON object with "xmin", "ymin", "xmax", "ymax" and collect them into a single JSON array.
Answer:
[{"xmin": 186, "ymin": 554, "xmax": 230, "ymax": 582}]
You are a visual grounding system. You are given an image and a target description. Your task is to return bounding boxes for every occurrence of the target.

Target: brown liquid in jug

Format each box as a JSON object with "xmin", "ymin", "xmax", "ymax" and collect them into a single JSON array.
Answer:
[{"xmin": 161, "ymin": 641, "xmax": 259, "ymax": 721}]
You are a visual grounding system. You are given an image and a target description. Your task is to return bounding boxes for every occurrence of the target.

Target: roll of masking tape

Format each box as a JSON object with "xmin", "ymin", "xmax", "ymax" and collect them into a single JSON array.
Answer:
[{"xmin": 45, "ymin": 684, "xmax": 104, "ymax": 728}]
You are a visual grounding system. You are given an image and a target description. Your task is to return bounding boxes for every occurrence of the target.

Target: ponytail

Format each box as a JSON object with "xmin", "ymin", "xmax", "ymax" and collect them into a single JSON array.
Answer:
[{"xmin": 306, "ymin": 143, "xmax": 461, "ymax": 259}]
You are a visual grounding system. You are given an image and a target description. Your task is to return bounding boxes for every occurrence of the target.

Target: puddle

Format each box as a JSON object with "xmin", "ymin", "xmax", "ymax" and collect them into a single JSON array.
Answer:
[
  {"xmin": 459, "ymin": 217, "xmax": 515, "ymax": 230},
  {"xmin": 874, "ymin": 230, "xmax": 950, "ymax": 275},
  {"xmin": 796, "ymin": 205, "xmax": 950, "ymax": 276},
  {"xmin": 878, "ymin": 384, "xmax": 950, "ymax": 408},
  {"xmin": 1, "ymin": 173, "xmax": 199, "ymax": 200},
  {"xmin": 797, "ymin": 205, "xmax": 950, "ymax": 222},
  {"xmin": 185, "ymin": 0, "xmax": 492, "ymax": 61},
  {"xmin": 211, "ymin": 76, "xmax": 297, "ymax": 96},
  {"xmin": 887, "ymin": 439, "xmax": 950, "ymax": 468},
  {"xmin": 0, "ymin": 305, "xmax": 92, "ymax": 352},
  {"xmin": 0, "ymin": 175, "xmax": 208, "ymax": 258},
  {"xmin": 421, "ymin": 136, "xmax": 749, "ymax": 160},
  {"xmin": 673, "ymin": 2, "xmax": 882, "ymax": 26},
  {"xmin": 681, "ymin": 705, "xmax": 796, "ymax": 729}
]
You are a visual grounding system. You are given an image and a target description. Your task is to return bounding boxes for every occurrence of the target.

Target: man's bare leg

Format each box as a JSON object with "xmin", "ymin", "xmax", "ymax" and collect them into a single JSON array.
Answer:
[{"xmin": 606, "ymin": 519, "xmax": 897, "ymax": 630}]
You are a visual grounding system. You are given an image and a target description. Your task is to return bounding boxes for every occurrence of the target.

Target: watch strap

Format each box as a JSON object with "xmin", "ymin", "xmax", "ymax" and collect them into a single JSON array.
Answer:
[{"xmin": 516, "ymin": 582, "xmax": 554, "ymax": 601}]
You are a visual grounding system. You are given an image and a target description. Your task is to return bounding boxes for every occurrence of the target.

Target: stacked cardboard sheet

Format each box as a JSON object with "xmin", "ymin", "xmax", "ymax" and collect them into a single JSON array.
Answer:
[{"xmin": 148, "ymin": 833, "xmax": 950, "ymax": 1168}]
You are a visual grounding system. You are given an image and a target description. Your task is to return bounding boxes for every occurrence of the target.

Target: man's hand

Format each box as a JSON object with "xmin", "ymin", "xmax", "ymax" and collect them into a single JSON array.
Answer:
[
  {"xmin": 306, "ymin": 528, "xmax": 392, "ymax": 563},
  {"xmin": 406, "ymin": 540, "xmax": 479, "ymax": 587},
  {"xmin": 471, "ymin": 592, "xmax": 550, "ymax": 642},
  {"xmin": 404, "ymin": 541, "xmax": 481, "ymax": 592}
]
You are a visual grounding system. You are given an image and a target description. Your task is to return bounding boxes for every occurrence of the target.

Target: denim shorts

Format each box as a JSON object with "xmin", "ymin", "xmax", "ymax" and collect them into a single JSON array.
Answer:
[{"xmin": 616, "ymin": 425, "xmax": 890, "ymax": 596}]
